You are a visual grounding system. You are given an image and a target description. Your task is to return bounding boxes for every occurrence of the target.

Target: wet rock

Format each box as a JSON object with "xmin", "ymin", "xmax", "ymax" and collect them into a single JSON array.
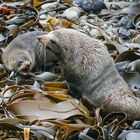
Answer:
[
  {"xmin": 41, "ymin": 0, "xmax": 60, "ymax": 11},
  {"xmin": 123, "ymin": 43, "xmax": 140, "ymax": 49},
  {"xmin": 40, "ymin": 14, "xmax": 48, "ymax": 20},
  {"xmin": 90, "ymin": 28, "xmax": 100, "ymax": 37},
  {"xmin": 118, "ymin": 16, "xmax": 134, "ymax": 29},
  {"xmin": 110, "ymin": 3, "xmax": 121, "ymax": 10},
  {"xmin": 133, "ymin": 34, "xmax": 140, "ymax": 44},
  {"xmin": 118, "ymin": 130, "xmax": 140, "ymax": 140},
  {"xmin": 35, "ymin": 72, "xmax": 58, "ymax": 81},
  {"xmin": 61, "ymin": 7, "xmax": 82, "ymax": 22},
  {"xmin": 76, "ymin": 0, "xmax": 107, "ymax": 13},
  {"xmin": 118, "ymin": 27, "xmax": 131, "ymax": 38},
  {"xmin": 82, "ymin": 25, "xmax": 91, "ymax": 33}
]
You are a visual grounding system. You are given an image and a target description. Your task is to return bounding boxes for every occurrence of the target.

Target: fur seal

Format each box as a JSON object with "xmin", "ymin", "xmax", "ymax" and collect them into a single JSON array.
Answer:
[
  {"xmin": 38, "ymin": 28, "xmax": 140, "ymax": 120},
  {"xmin": 2, "ymin": 31, "xmax": 57, "ymax": 75}
]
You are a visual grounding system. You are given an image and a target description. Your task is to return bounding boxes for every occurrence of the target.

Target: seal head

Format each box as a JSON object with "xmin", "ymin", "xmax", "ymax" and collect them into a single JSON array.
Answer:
[
  {"xmin": 3, "ymin": 48, "xmax": 34, "ymax": 75},
  {"xmin": 2, "ymin": 31, "xmax": 57, "ymax": 75}
]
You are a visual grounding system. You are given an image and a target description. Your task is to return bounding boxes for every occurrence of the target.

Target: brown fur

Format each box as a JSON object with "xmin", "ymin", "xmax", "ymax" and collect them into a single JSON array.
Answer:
[{"xmin": 38, "ymin": 28, "xmax": 140, "ymax": 120}]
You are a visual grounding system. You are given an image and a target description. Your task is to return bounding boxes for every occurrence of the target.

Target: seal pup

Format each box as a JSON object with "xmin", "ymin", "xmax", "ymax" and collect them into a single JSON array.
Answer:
[
  {"xmin": 2, "ymin": 31, "xmax": 57, "ymax": 75},
  {"xmin": 38, "ymin": 28, "xmax": 140, "ymax": 120}
]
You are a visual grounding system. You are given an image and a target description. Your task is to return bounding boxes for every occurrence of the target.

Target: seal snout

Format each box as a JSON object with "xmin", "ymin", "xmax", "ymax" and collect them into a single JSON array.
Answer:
[{"xmin": 17, "ymin": 61, "xmax": 31, "ymax": 75}]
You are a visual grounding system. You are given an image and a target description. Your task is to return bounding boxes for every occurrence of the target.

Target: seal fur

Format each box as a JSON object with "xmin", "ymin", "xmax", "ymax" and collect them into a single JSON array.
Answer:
[
  {"xmin": 38, "ymin": 28, "xmax": 140, "ymax": 120},
  {"xmin": 2, "ymin": 31, "xmax": 57, "ymax": 75}
]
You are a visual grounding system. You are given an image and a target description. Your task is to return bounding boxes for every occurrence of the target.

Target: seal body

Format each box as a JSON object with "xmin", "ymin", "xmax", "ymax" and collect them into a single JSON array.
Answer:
[
  {"xmin": 38, "ymin": 28, "xmax": 140, "ymax": 120},
  {"xmin": 2, "ymin": 31, "xmax": 56, "ymax": 75}
]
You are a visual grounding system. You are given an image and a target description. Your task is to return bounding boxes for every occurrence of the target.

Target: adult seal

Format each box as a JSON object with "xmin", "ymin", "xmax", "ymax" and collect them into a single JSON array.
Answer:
[
  {"xmin": 2, "ymin": 31, "xmax": 57, "ymax": 75},
  {"xmin": 38, "ymin": 28, "xmax": 140, "ymax": 120}
]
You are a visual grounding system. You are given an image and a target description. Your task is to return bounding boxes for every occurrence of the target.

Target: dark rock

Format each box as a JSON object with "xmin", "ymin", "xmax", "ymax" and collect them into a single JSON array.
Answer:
[
  {"xmin": 118, "ymin": 27, "xmax": 131, "ymax": 38},
  {"xmin": 118, "ymin": 16, "xmax": 134, "ymax": 29},
  {"xmin": 75, "ymin": 0, "xmax": 107, "ymax": 13}
]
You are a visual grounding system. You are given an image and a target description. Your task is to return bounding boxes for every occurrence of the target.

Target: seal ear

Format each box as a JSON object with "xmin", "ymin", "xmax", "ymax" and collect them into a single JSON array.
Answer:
[{"xmin": 37, "ymin": 35, "xmax": 49, "ymax": 46}]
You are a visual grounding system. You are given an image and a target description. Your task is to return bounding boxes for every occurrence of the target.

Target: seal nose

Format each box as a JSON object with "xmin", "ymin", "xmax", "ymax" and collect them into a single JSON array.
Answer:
[
  {"xmin": 24, "ymin": 61, "xmax": 31, "ymax": 70},
  {"xmin": 18, "ymin": 61, "xmax": 31, "ymax": 73}
]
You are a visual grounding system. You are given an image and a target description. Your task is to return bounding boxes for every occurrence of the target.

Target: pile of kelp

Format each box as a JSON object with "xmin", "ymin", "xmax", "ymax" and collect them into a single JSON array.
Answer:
[{"xmin": 1, "ymin": 0, "xmax": 140, "ymax": 139}]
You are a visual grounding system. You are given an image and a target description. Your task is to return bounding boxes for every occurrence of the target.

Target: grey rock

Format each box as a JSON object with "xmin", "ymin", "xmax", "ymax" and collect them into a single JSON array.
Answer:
[{"xmin": 118, "ymin": 16, "xmax": 134, "ymax": 29}]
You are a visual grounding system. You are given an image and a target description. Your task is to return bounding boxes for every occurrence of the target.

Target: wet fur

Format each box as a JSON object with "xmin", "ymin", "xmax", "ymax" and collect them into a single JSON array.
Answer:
[{"xmin": 40, "ymin": 28, "xmax": 140, "ymax": 119}]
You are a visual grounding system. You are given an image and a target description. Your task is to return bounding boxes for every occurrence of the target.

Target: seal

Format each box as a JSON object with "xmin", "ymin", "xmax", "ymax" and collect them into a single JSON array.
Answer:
[
  {"xmin": 2, "ymin": 31, "xmax": 57, "ymax": 75},
  {"xmin": 38, "ymin": 28, "xmax": 140, "ymax": 120}
]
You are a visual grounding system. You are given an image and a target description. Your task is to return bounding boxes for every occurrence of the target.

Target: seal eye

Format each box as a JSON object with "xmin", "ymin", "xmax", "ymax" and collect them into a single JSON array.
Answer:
[
  {"xmin": 17, "ymin": 60, "xmax": 23, "ymax": 67},
  {"xmin": 51, "ymin": 40, "xmax": 57, "ymax": 45}
]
